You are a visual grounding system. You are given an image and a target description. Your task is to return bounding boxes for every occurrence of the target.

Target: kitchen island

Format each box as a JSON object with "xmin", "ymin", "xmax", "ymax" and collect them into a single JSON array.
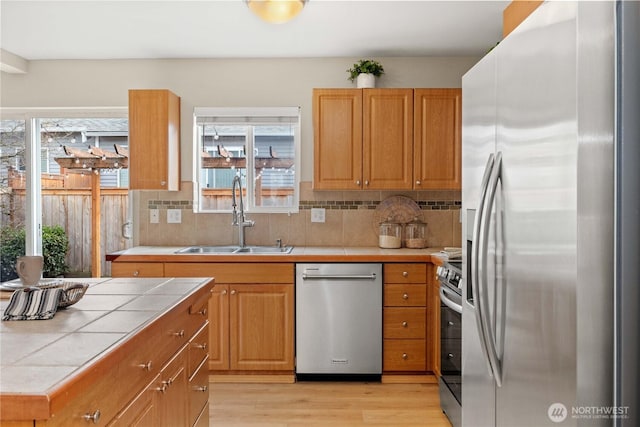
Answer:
[{"xmin": 0, "ymin": 276, "xmax": 214, "ymax": 426}]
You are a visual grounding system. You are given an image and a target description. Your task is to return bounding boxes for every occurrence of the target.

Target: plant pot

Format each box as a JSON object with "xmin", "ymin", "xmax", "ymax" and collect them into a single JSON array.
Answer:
[{"xmin": 356, "ymin": 73, "xmax": 376, "ymax": 88}]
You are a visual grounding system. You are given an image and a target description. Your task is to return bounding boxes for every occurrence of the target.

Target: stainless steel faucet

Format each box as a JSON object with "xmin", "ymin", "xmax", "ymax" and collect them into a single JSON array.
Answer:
[{"xmin": 231, "ymin": 175, "xmax": 254, "ymax": 248}]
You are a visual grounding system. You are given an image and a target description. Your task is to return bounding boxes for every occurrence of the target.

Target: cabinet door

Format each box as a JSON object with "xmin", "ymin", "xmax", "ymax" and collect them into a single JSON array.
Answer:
[
  {"xmin": 413, "ymin": 88, "xmax": 462, "ymax": 189},
  {"xmin": 313, "ymin": 89, "xmax": 363, "ymax": 190},
  {"xmin": 128, "ymin": 89, "xmax": 180, "ymax": 191},
  {"xmin": 363, "ymin": 89, "xmax": 414, "ymax": 190},
  {"xmin": 229, "ymin": 284, "xmax": 294, "ymax": 370},
  {"xmin": 157, "ymin": 347, "xmax": 188, "ymax": 427},
  {"xmin": 208, "ymin": 284, "xmax": 229, "ymax": 371},
  {"xmin": 108, "ymin": 375, "xmax": 160, "ymax": 427}
]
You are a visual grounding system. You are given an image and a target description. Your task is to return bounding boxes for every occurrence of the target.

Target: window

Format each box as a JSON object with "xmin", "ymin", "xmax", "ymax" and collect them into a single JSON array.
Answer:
[
  {"xmin": 193, "ymin": 107, "xmax": 300, "ymax": 213},
  {"xmin": 0, "ymin": 109, "xmax": 129, "ymax": 278}
]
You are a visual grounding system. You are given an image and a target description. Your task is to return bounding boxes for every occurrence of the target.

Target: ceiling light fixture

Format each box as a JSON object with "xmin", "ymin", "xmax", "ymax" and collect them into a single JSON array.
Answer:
[{"xmin": 246, "ymin": 0, "xmax": 307, "ymax": 24}]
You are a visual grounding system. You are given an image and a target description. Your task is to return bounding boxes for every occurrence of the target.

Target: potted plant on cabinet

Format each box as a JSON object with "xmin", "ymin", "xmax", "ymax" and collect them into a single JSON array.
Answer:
[{"xmin": 347, "ymin": 59, "xmax": 385, "ymax": 88}]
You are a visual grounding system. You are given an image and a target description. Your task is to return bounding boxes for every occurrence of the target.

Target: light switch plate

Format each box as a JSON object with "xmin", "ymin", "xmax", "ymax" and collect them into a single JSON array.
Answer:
[
  {"xmin": 150, "ymin": 209, "xmax": 159, "ymax": 224},
  {"xmin": 311, "ymin": 208, "xmax": 326, "ymax": 223},
  {"xmin": 167, "ymin": 209, "xmax": 182, "ymax": 224}
]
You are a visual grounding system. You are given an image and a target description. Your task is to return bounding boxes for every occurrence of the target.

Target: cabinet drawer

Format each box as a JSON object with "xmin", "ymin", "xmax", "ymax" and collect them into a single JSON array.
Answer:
[
  {"xmin": 188, "ymin": 290, "xmax": 210, "ymax": 338},
  {"xmin": 384, "ymin": 264, "xmax": 426, "ymax": 283},
  {"xmin": 111, "ymin": 262, "xmax": 164, "ymax": 278},
  {"xmin": 188, "ymin": 357, "xmax": 209, "ymax": 427},
  {"xmin": 384, "ymin": 283, "xmax": 426, "ymax": 307},
  {"xmin": 383, "ymin": 339, "xmax": 427, "ymax": 371},
  {"xmin": 193, "ymin": 404, "xmax": 209, "ymax": 427},
  {"xmin": 188, "ymin": 323, "xmax": 209, "ymax": 378},
  {"xmin": 383, "ymin": 308, "xmax": 426, "ymax": 339},
  {"xmin": 164, "ymin": 262, "xmax": 293, "ymax": 283}
]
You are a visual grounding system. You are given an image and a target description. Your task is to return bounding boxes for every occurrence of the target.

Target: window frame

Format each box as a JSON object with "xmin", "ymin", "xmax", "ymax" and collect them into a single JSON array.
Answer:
[
  {"xmin": 192, "ymin": 107, "xmax": 301, "ymax": 214},
  {"xmin": 0, "ymin": 107, "xmax": 128, "ymax": 256}
]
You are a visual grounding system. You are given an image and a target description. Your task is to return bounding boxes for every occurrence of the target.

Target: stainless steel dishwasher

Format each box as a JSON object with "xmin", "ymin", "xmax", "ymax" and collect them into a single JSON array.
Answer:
[{"xmin": 295, "ymin": 263, "xmax": 382, "ymax": 379}]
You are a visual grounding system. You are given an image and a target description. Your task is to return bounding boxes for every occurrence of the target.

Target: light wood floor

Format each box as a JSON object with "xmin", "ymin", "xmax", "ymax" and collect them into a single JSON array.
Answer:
[{"xmin": 210, "ymin": 381, "xmax": 453, "ymax": 427}]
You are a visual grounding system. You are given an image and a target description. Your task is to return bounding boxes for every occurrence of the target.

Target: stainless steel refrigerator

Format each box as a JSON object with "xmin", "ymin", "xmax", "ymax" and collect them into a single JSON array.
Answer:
[{"xmin": 461, "ymin": 1, "xmax": 639, "ymax": 426}]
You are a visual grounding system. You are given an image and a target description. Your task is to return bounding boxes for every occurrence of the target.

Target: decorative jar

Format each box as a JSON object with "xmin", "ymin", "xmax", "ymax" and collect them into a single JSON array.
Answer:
[
  {"xmin": 379, "ymin": 221, "xmax": 402, "ymax": 249},
  {"xmin": 404, "ymin": 217, "xmax": 427, "ymax": 249}
]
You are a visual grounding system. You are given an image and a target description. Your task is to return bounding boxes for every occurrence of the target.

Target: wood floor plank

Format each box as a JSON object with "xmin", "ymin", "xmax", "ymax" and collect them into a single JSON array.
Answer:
[{"xmin": 210, "ymin": 381, "xmax": 453, "ymax": 426}]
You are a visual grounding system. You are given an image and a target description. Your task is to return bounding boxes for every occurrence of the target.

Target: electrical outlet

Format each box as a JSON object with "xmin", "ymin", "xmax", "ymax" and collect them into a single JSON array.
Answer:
[
  {"xmin": 311, "ymin": 208, "xmax": 326, "ymax": 223},
  {"xmin": 167, "ymin": 209, "xmax": 182, "ymax": 224},
  {"xmin": 150, "ymin": 209, "xmax": 159, "ymax": 224}
]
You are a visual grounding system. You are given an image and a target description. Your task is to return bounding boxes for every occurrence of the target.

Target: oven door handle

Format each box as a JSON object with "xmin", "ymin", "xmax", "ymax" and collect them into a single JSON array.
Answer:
[{"xmin": 440, "ymin": 286, "xmax": 462, "ymax": 314}]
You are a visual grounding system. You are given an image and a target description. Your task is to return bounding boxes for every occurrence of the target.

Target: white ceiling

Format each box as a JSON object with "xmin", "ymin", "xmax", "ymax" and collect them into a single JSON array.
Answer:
[{"xmin": 0, "ymin": 0, "xmax": 507, "ymax": 61}]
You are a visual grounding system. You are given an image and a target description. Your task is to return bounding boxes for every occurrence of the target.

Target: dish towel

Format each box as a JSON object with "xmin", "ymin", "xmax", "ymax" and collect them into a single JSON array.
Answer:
[{"xmin": 2, "ymin": 288, "xmax": 64, "ymax": 321}]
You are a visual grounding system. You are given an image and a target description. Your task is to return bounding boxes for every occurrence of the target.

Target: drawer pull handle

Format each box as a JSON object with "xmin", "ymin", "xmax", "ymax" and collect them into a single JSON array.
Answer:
[
  {"xmin": 197, "ymin": 308, "xmax": 208, "ymax": 316},
  {"xmin": 402, "ymin": 271, "xmax": 409, "ymax": 277},
  {"xmin": 138, "ymin": 361, "xmax": 153, "ymax": 371},
  {"xmin": 194, "ymin": 342, "xmax": 207, "ymax": 350},
  {"xmin": 193, "ymin": 385, "xmax": 208, "ymax": 392},
  {"xmin": 402, "ymin": 293, "xmax": 409, "ymax": 300},
  {"xmin": 402, "ymin": 321, "xmax": 408, "ymax": 327},
  {"xmin": 448, "ymin": 353, "xmax": 454, "ymax": 359},
  {"xmin": 402, "ymin": 353, "xmax": 408, "ymax": 360},
  {"xmin": 155, "ymin": 383, "xmax": 168, "ymax": 393},
  {"xmin": 83, "ymin": 409, "xmax": 101, "ymax": 424},
  {"xmin": 173, "ymin": 329, "xmax": 185, "ymax": 338}
]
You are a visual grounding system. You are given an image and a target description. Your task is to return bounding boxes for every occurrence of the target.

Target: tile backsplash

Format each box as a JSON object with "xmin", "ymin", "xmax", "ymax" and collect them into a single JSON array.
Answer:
[{"xmin": 135, "ymin": 182, "xmax": 461, "ymax": 248}]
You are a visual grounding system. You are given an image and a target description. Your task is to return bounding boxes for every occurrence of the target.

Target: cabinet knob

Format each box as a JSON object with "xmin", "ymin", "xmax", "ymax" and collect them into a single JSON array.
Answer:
[
  {"xmin": 416, "ymin": 180, "xmax": 421, "ymax": 186},
  {"xmin": 172, "ymin": 330, "xmax": 185, "ymax": 338},
  {"xmin": 197, "ymin": 308, "xmax": 208, "ymax": 316},
  {"xmin": 138, "ymin": 361, "xmax": 153, "ymax": 371},
  {"xmin": 194, "ymin": 342, "xmax": 207, "ymax": 350},
  {"xmin": 402, "ymin": 353, "xmax": 408, "ymax": 360},
  {"xmin": 448, "ymin": 321, "xmax": 455, "ymax": 326},
  {"xmin": 356, "ymin": 180, "xmax": 361, "ymax": 186},
  {"xmin": 83, "ymin": 410, "xmax": 101, "ymax": 424},
  {"xmin": 231, "ymin": 289, "xmax": 237, "ymax": 295},
  {"xmin": 193, "ymin": 385, "xmax": 208, "ymax": 392},
  {"xmin": 133, "ymin": 270, "xmax": 139, "ymax": 277},
  {"xmin": 402, "ymin": 293, "xmax": 409, "ymax": 300},
  {"xmin": 222, "ymin": 289, "xmax": 228, "ymax": 295},
  {"xmin": 402, "ymin": 271, "xmax": 409, "ymax": 277},
  {"xmin": 160, "ymin": 180, "xmax": 166, "ymax": 186},
  {"xmin": 155, "ymin": 383, "xmax": 168, "ymax": 393},
  {"xmin": 448, "ymin": 353, "xmax": 454, "ymax": 359},
  {"xmin": 402, "ymin": 321, "xmax": 408, "ymax": 327},
  {"xmin": 364, "ymin": 180, "xmax": 369, "ymax": 186}
]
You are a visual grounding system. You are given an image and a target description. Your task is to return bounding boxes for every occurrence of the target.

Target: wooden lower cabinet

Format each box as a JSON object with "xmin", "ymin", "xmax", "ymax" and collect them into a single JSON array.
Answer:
[
  {"xmin": 163, "ymin": 262, "xmax": 295, "ymax": 374},
  {"xmin": 383, "ymin": 263, "xmax": 434, "ymax": 377},
  {"xmin": 110, "ymin": 262, "xmax": 163, "ymax": 277}
]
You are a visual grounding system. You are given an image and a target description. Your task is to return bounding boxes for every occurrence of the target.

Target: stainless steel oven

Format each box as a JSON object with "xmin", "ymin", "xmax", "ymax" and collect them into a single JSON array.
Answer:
[{"xmin": 437, "ymin": 261, "xmax": 462, "ymax": 427}]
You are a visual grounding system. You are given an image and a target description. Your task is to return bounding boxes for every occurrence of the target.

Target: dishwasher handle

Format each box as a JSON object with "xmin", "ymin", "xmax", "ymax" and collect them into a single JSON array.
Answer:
[{"xmin": 301, "ymin": 273, "xmax": 377, "ymax": 281}]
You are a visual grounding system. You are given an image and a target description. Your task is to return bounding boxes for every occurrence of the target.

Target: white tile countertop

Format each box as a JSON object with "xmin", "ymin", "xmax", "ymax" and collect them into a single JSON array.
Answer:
[
  {"xmin": 106, "ymin": 245, "xmax": 447, "ymax": 263},
  {"xmin": 0, "ymin": 277, "xmax": 212, "ymax": 396}
]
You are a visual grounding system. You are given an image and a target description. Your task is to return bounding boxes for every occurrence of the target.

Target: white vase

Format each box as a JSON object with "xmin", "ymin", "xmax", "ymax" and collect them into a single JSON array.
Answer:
[{"xmin": 356, "ymin": 73, "xmax": 376, "ymax": 88}]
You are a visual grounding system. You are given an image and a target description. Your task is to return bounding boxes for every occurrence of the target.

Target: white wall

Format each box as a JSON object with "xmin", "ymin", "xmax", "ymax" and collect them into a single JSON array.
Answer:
[{"xmin": 1, "ymin": 56, "xmax": 480, "ymax": 181}]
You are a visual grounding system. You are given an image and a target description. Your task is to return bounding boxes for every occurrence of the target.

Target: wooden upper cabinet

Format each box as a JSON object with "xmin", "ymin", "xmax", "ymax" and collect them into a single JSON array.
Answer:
[
  {"xmin": 313, "ymin": 89, "xmax": 363, "ymax": 190},
  {"xmin": 413, "ymin": 88, "xmax": 462, "ymax": 190},
  {"xmin": 313, "ymin": 88, "xmax": 413, "ymax": 190},
  {"xmin": 128, "ymin": 89, "xmax": 181, "ymax": 191},
  {"xmin": 363, "ymin": 89, "xmax": 414, "ymax": 190}
]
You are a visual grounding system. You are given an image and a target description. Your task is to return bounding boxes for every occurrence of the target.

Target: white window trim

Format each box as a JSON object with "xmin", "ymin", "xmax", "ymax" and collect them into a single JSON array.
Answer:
[{"xmin": 193, "ymin": 106, "xmax": 300, "ymax": 214}]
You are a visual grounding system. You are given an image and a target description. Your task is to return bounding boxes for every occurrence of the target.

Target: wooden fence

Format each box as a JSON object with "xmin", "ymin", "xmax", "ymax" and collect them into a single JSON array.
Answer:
[{"xmin": 4, "ymin": 189, "xmax": 131, "ymax": 277}]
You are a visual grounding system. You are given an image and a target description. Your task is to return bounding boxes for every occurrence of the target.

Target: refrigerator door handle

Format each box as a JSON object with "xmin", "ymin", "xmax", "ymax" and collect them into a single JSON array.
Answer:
[
  {"xmin": 471, "ymin": 153, "xmax": 495, "ymax": 376},
  {"xmin": 478, "ymin": 151, "xmax": 504, "ymax": 387}
]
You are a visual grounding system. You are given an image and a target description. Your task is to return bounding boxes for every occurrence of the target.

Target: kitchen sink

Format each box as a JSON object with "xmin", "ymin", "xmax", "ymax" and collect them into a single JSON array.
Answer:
[{"xmin": 175, "ymin": 245, "xmax": 293, "ymax": 254}]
